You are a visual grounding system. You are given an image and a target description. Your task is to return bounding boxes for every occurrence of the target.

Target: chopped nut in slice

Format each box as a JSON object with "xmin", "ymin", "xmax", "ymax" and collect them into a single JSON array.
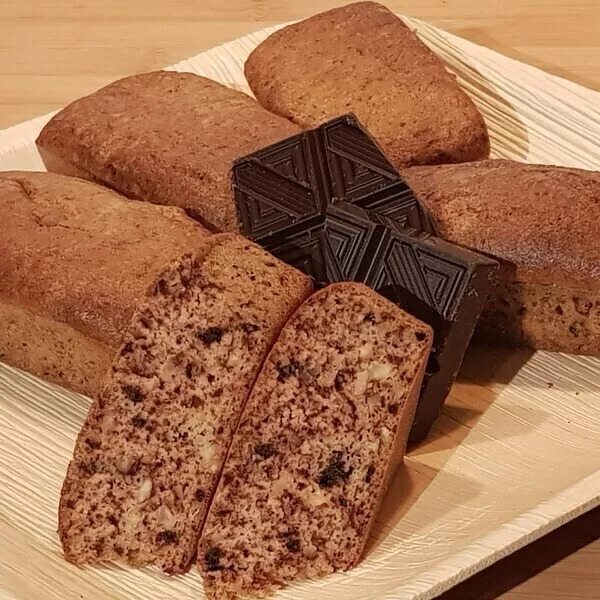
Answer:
[
  {"xmin": 137, "ymin": 478, "xmax": 153, "ymax": 502},
  {"xmin": 303, "ymin": 483, "xmax": 330, "ymax": 507},
  {"xmin": 270, "ymin": 471, "xmax": 294, "ymax": 500},
  {"xmin": 125, "ymin": 506, "xmax": 143, "ymax": 529},
  {"xmin": 380, "ymin": 426, "xmax": 392, "ymax": 444},
  {"xmin": 353, "ymin": 370, "xmax": 368, "ymax": 395},
  {"xmin": 368, "ymin": 363, "xmax": 393, "ymax": 381},
  {"xmin": 116, "ymin": 455, "xmax": 137, "ymax": 475},
  {"xmin": 156, "ymin": 505, "xmax": 176, "ymax": 529},
  {"xmin": 365, "ymin": 439, "xmax": 380, "ymax": 453},
  {"xmin": 199, "ymin": 442, "xmax": 220, "ymax": 471},
  {"xmin": 359, "ymin": 344, "xmax": 372, "ymax": 359},
  {"xmin": 101, "ymin": 412, "xmax": 116, "ymax": 432}
]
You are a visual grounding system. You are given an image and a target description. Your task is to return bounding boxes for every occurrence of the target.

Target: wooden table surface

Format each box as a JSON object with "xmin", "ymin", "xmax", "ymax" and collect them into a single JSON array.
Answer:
[{"xmin": 0, "ymin": 1, "xmax": 599, "ymax": 599}]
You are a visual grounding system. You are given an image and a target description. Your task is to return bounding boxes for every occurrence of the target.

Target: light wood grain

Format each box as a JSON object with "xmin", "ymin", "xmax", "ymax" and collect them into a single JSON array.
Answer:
[
  {"xmin": 0, "ymin": 3, "xmax": 599, "ymax": 600},
  {"xmin": 0, "ymin": 0, "xmax": 599, "ymax": 128}
]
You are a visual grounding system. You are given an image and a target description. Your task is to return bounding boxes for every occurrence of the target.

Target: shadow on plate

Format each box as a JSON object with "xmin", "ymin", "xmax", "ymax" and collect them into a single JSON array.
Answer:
[
  {"xmin": 407, "ymin": 341, "xmax": 536, "ymax": 457},
  {"xmin": 363, "ymin": 340, "xmax": 542, "ymax": 557},
  {"xmin": 365, "ymin": 461, "xmax": 481, "ymax": 558},
  {"xmin": 458, "ymin": 342, "xmax": 534, "ymax": 386}
]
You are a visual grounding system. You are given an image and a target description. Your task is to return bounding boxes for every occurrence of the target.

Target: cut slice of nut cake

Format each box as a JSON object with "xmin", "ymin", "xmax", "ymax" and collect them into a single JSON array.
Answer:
[
  {"xmin": 198, "ymin": 282, "xmax": 432, "ymax": 599},
  {"xmin": 59, "ymin": 234, "xmax": 312, "ymax": 574}
]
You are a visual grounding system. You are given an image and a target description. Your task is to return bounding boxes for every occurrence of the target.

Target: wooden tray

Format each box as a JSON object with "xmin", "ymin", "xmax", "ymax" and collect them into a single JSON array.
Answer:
[{"xmin": 1, "ymin": 17, "xmax": 599, "ymax": 600}]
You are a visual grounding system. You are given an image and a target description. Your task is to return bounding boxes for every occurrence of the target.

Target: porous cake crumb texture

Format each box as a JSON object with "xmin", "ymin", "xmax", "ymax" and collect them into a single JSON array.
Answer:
[
  {"xmin": 199, "ymin": 283, "xmax": 431, "ymax": 599},
  {"xmin": 59, "ymin": 236, "xmax": 312, "ymax": 574}
]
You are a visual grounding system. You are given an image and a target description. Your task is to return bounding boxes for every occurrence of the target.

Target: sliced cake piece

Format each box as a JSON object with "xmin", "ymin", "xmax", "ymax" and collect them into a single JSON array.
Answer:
[
  {"xmin": 59, "ymin": 235, "xmax": 312, "ymax": 574},
  {"xmin": 198, "ymin": 283, "xmax": 432, "ymax": 599}
]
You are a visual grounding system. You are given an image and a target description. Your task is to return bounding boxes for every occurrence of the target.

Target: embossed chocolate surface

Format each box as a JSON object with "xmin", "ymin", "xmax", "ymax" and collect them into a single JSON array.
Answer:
[
  {"xmin": 263, "ymin": 202, "xmax": 498, "ymax": 441},
  {"xmin": 262, "ymin": 202, "xmax": 385, "ymax": 286},
  {"xmin": 233, "ymin": 114, "xmax": 435, "ymax": 241}
]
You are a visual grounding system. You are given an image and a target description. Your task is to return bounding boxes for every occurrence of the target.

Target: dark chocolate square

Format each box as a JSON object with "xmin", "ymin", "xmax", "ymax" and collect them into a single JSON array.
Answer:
[
  {"xmin": 263, "ymin": 203, "xmax": 386, "ymax": 285},
  {"xmin": 233, "ymin": 114, "xmax": 436, "ymax": 242},
  {"xmin": 232, "ymin": 116, "xmax": 498, "ymax": 443},
  {"xmin": 233, "ymin": 135, "xmax": 326, "ymax": 240}
]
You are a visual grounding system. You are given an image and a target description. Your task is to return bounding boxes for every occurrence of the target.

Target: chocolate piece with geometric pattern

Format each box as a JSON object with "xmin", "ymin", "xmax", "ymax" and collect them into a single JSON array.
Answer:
[
  {"xmin": 263, "ymin": 202, "xmax": 386, "ymax": 286},
  {"xmin": 264, "ymin": 201, "xmax": 497, "ymax": 442},
  {"xmin": 233, "ymin": 114, "xmax": 436, "ymax": 241},
  {"xmin": 362, "ymin": 216, "xmax": 498, "ymax": 441}
]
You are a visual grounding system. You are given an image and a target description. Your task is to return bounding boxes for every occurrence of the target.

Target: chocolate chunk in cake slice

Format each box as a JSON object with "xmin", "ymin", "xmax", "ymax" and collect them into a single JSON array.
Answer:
[
  {"xmin": 198, "ymin": 282, "xmax": 432, "ymax": 599},
  {"xmin": 58, "ymin": 234, "xmax": 312, "ymax": 574}
]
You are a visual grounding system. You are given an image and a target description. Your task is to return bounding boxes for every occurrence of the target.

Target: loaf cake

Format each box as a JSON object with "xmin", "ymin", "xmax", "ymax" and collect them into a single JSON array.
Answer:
[
  {"xmin": 59, "ymin": 235, "xmax": 312, "ymax": 574},
  {"xmin": 401, "ymin": 160, "xmax": 600, "ymax": 355},
  {"xmin": 0, "ymin": 170, "xmax": 210, "ymax": 395},
  {"xmin": 244, "ymin": 2, "xmax": 489, "ymax": 168},
  {"xmin": 36, "ymin": 71, "xmax": 300, "ymax": 232},
  {"xmin": 198, "ymin": 283, "xmax": 432, "ymax": 599}
]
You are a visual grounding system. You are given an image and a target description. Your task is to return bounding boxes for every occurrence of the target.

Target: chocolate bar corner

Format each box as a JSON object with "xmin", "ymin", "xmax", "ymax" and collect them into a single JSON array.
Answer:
[{"xmin": 231, "ymin": 115, "xmax": 498, "ymax": 442}]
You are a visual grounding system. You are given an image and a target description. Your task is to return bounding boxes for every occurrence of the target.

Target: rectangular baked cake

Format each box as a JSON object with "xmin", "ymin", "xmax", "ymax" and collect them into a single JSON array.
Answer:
[
  {"xmin": 36, "ymin": 71, "xmax": 300, "ymax": 232},
  {"xmin": 402, "ymin": 160, "xmax": 600, "ymax": 355},
  {"xmin": 244, "ymin": 2, "xmax": 489, "ymax": 168}
]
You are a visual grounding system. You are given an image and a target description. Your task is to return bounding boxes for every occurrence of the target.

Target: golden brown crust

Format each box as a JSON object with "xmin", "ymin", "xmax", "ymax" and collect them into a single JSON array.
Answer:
[
  {"xmin": 0, "ymin": 171, "xmax": 210, "ymax": 393},
  {"xmin": 36, "ymin": 71, "xmax": 300, "ymax": 232},
  {"xmin": 401, "ymin": 160, "xmax": 600, "ymax": 290},
  {"xmin": 245, "ymin": 2, "xmax": 489, "ymax": 168}
]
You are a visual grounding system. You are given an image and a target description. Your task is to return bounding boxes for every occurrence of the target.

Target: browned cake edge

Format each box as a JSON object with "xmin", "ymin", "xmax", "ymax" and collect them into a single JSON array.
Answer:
[
  {"xmin": 479, "ymin": 279, "xmax": 600, "ymax": 355},
  {"xmin": 37, "ymin": 145, "xmax": 122, "ymax": 191},
  {"xmin": 198, "ymin": 282, "xmax": 432, "ymax": 599}
]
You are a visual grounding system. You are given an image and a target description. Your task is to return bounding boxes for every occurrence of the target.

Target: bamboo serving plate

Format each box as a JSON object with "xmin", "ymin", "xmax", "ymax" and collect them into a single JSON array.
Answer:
[{"xmin": 0, "ymin": 17, "xmax": 599, "ymax": 600}]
